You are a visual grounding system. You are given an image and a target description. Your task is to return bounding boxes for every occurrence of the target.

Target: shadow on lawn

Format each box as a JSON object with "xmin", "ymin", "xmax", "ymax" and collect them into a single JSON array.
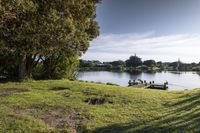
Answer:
[
  {"xmin": 87, "ymin": 91, "xmax": 200, "ymax": 133},
  {"xmin": 0, "ymin": 78, "xmax": 18, "ymax": 83}
]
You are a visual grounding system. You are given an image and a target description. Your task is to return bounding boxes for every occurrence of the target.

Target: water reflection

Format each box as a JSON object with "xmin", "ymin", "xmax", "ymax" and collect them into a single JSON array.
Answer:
[
  {"xmin": 127, "ymin": 71, "xmax": 142, "ymax": 80},
  {"xmin": 78, "ymin": 71, "xmax": 200, "ymax": 90}
]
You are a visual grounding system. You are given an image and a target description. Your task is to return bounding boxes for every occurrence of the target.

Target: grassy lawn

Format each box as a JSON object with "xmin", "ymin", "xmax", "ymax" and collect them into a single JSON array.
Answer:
[{"xmin": 0, "ymin": 80, "xmax": 199, "ymax": 133}]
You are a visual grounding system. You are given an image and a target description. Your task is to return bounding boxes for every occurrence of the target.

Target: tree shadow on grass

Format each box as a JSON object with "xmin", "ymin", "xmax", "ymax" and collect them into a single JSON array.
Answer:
[
  {"xmin": 0, "ymin": 78, "xmax": 19, "ymax": 83},
  {"xmin": 87, "ymin": 91, "xmax": 200, "ymax": 133}
]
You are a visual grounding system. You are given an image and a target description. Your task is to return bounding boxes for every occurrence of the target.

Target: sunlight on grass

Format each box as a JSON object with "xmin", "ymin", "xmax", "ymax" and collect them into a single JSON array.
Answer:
[{"xmin": 0, "ymin": 80, "xmax": 199, "ymax": 132}]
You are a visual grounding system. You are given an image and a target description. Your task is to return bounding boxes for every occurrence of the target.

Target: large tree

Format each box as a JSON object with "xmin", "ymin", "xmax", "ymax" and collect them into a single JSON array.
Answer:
[
  {"xmin": 0, "ymin": 0, "xmax": 100, "ymax": 80},
  {"xmin": 126, "ymin": 55, "xmax": 142, "ymax": 68}
]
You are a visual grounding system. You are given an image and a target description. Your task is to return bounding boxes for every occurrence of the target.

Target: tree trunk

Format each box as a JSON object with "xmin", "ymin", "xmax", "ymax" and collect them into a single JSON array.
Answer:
[
  {"xmin": 18, "ymin": 55, "xmax": 26, "ymax": 81},
  {"xmin": 25, "ymin": 55, "xmax": 34, "ymax": 80},
  {"xmin": 26, "ymin": 66, "xmax": 32, "ymax": 79}
]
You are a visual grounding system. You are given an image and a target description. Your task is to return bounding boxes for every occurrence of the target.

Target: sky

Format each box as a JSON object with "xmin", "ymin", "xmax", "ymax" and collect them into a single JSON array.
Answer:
[{"xmin": 82, "ymin": 0, "xmax": 200, "ymax": 63}]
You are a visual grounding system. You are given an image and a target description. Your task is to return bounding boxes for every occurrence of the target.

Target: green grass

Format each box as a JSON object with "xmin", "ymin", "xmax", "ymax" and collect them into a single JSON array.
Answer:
[{"xmin": 0, "ymin": 80, "xmax": 200, "ymax": 133}]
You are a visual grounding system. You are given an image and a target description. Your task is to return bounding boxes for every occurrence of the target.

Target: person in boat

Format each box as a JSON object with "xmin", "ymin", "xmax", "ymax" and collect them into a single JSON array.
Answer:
[
  {"xmin": 144, "ymin": 80, "xmax": 147, "ymax": 86},
  {"xmin": 128, "ymin": 80, "xmax": 132, "ymax": 86}
]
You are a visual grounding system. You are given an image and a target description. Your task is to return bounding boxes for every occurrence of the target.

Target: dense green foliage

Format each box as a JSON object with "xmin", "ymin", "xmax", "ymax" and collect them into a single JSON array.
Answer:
[
  {"xmin": 0, "ymin": 80, "xmax": 200, "ymax": 132},
  {"xmin": 143, "ymin": 60, "xmax": 156, "ymax": 67},
  {"xmin": 79, "ymin": 60, "xmax": 125, "ymax": 71},
  {"xmin": 110, "ymin": 60, "xmax": 125, "ymax": 67},
  {"xmin": 80, "ymin": 60, "xmax": 102, "ymax": 67},
  {"xmin": 0, "ymin": 0, "xmax": 100, "ymax": 80},
  {"xmin": 125, "ymin": 55, "xmax": 142, "ymax": 68}
]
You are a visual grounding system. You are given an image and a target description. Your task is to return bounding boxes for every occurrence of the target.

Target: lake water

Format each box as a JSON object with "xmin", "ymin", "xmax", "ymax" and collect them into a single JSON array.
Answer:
[{"xmin": 78, "ymin": 71, "xmax": 200, "ymax": 90}]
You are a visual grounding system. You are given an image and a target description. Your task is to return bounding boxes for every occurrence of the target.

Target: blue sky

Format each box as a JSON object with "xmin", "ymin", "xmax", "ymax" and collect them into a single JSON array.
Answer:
[{"xmin": 82, "ymin": 0, "xmax": 200, "ymax": 63}]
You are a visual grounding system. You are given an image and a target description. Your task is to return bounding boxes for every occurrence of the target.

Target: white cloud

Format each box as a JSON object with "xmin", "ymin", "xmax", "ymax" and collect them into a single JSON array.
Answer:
[{"xmin": 82, "ymin": 32, "xmax": 200, "ymax": 63}]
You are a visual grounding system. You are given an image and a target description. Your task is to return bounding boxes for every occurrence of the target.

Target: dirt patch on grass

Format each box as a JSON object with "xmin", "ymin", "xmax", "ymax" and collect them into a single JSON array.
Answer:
[
  {"xmin": 0, "ymin": 88, "xmax": 28, "ymax": 96},
  {"xmin": 85, "ymin": 97, "xmax": 106, "ymax": 105},
  {"xmin": 49, "ymin": 87, "xmax": 70, "ymax": 91},
  {"xmin": 14, "ymin": 104, "xmax": 88, "ymax": 133},
  {"xmin": 42, "ymin": 108, "xmax": 85, "ymax": 132}
]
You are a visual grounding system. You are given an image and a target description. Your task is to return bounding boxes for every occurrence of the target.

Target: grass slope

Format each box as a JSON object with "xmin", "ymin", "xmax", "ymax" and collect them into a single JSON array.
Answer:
[{"xmin": 0, "ymin": 80, "xmax": 199, "ymax": 133}]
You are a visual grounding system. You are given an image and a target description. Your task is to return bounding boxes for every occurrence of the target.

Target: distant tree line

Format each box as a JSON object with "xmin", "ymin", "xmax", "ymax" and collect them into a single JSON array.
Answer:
[{"xmin": 80, "ymin": 55, "xmax": 200, "ymax": 72}]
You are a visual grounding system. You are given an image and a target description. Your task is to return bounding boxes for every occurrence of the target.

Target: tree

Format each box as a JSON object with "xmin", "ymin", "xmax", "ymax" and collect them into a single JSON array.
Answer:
[
  {"xmin": 125, "ymin": 55, "xmax": 142, "ymax": 67},
  {"xmin": 143, "ymin": 60, "xmax": 156, "ymax": 67},
  {"xmin": 157, "ymin": 61, "xmax": 162, "ymax": 66},
  {"xmin": 40, "ymin": 54, "xmax": 79, "ymax": 80},
  {"xmin": 0, "ymin": 0, "xmax": 101, "ymax": 80},
  {"xmin": 79, "ymin": 60, "xmax": 102, "ymax": 67},
  {"xmin": 110, "ymin": 60, "xmax": 125, "ymax": 67}
]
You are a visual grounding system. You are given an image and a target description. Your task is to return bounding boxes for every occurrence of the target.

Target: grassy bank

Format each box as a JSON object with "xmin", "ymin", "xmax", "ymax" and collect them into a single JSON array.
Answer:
[{"xmin": 0, "ymin": 80, "xmax": 199, "ymax": 133}]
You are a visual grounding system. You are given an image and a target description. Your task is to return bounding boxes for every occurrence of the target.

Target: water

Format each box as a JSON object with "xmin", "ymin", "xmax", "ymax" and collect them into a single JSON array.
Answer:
[{"xmin": 78, "ymin": 71, "xmax": 200, "ymax": 90}]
